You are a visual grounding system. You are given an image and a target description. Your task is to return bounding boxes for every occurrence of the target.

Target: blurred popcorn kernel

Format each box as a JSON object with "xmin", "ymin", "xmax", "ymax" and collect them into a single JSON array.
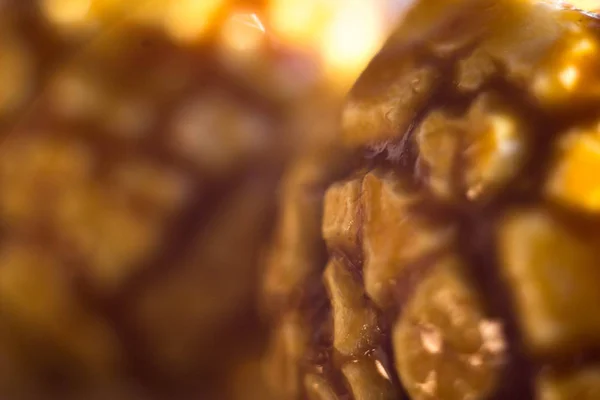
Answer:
[
  {"xmin": 0, "ymin": 32, "xmax": 33, "ymax": 117},
  {"xmin": 49, "ymin": 69, "xmax": 108, "ymax": 120},
  {"xmin": 0, "ymin": 242, "xmax": 122, "ymax": 379},
  {"xmin": 171, "ymin": 93, "xmax": 270, "ymax": 174}
]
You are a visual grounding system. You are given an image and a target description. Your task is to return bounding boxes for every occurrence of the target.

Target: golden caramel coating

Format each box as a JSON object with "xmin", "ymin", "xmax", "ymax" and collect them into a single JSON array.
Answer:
[
  {"xmin": 531, "ymin": 28, "xmax": 600, "ymax": 109},
  {"xmin": 546, "ymin": 122, "xmax": 600, "ymax": 212},
  {"xmin": 416, "ymin": 94, "xmax": 529, "ymax": 201},
  {"xmin": 342, "ymin": 65, "xmax": 438, "ymax": 147},
  {"xmin": 456, "ymin": 49, "xmax": 496, "ymax": 92},
  {"xmin": 362, "ymin": 171, "xmax": 454, "ymax": 308},
  {"xmin": 394, "ymin": 257, "xmax": 505, "ymax": 400},
  {"xmin": 498, "ymin": 208, "xmax": 600, "ymax": 356},
  {"xmin": 322, "ymin": 178, "xmax": 362, "ymax": 253},
  {"xmin": 324, "ymin": 258, "xmax": 379, "ymax": 357},
  {"xmin": 261, "ymin": 1, "xmax": 600, "ymax": 399},
  {"xmin": 415, "ymin": 111, "xmax": 462, "ymax": 199}
]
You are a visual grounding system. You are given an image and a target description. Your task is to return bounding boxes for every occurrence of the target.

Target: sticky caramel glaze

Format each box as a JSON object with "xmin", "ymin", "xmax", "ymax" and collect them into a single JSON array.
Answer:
[{"xmin": 282, "ymin": 10, "xmax": 600, "ymax": 400}]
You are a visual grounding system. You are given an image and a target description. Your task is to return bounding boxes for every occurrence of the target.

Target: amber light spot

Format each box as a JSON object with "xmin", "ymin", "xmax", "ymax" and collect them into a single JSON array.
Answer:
[
  {"xmin": 466, "ymin": 112, "xmax": 523, "ymax": 201},
  {"xmin": 571, "ymin": 38, "xmax": 597, "ymax": 56},
  {"xmin": 268, "ymin": 0, "xmax": 335, "ymax": 47},
  {"xmin": 531, "ymin": 27, "xmax": 600, "ymax": 106},
  {"xmin": 416, "ymin": 371, "xmax": 438, "ymax": 396},
  {"xmin": 267, "ymin": 0, "xmax": 387, "ymax": 91},
  {"xmin": 126, "ymin": 0, "xmax": 169, "ymax": 27},
  {"xmin": 321, "ymin": 0, "xmax": 384, "ymax": 90},
  {"xmin": 375, "ymin": 359, "xmax": 391, "ymax": 381},
  {"xmin": 164, "ymin": 0, "xmax": 225, "ymax": 43},
  {"xmin": 420, "ymin": 324, "xmax": 443, "ymax": 354},
  {"xmin": 547, "ymin": 126, "xmax": 600, "ymax": 211},
  {"xmin": 220, "ymin": 12, "xmax": 266, "ymax": 53},
  {"xmin": 42, "ymin": 0, "xmax": 92, "ymax": 27},
  {"xmin": 562, "ymin": 0, "xmax": 600, "ymax": 13},
  {"xmin": 558, "ymin": 65, "xmax": 579, "ymax": 89},
  {"xmin": 250, "ymin": 13, "xmax": 266, "ymax": 33},
  {"xmin": 479, "ymin": 320, "xmax": 507, "ymax": 354},
  {"xmin": 489, "ymin": 115, "xmax": 519, "ymax": 155}
]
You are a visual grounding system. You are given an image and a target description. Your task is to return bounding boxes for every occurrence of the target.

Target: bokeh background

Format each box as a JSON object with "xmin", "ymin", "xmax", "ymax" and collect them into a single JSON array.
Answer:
[
  {"xmin": 0, "ymin": 0, "xmax": 597, "ymax": 399},
  {"xmin": 0, "ymin": 1, "xmax": 404, "ymax": 399}
]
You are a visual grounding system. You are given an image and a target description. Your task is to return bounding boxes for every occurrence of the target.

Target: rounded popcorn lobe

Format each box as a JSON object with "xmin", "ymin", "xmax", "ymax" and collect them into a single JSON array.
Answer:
[
  {"xmin": 393, "ymin": 256, "xmax": 507, "ymax": 400},
  {"xmin": 261, "ymin": 1, "xmax": 600, "ymax": 399}
]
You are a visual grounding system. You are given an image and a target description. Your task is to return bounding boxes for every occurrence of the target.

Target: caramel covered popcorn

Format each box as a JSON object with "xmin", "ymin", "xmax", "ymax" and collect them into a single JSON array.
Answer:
[{"xmin": 261, "ymin": 1, "xmax": 600, "ymax": 399}]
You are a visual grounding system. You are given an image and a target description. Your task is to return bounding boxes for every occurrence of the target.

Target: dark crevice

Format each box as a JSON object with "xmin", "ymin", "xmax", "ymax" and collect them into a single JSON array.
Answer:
[
  {"xmin": 539, "ymin": 350, "xmax": 600, "ymax": 376},
  {"xmin": 116, "ymin": 176, "xmax": 246, "ymax": 366},
  {"xmin": 72, "ymin": 168, "xmax": 271, "ymax": 397},
  {"xmin": 389, "ymin": 248, "xmax": 450, "ymax": 319},
  {"xmin": 329, "ymin": 250, "xmax": 363, "ymax": 283},
  {"xmin": 373, "ymin": 333, "xmax": 407, "ymax": 399},
  {"xmin": 451, "ymin": 70, "xmax": 571, "ymax": 400},
  {"xmin": 456, "ymin": 211, "xmax": 535, "ymax": 400}
]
